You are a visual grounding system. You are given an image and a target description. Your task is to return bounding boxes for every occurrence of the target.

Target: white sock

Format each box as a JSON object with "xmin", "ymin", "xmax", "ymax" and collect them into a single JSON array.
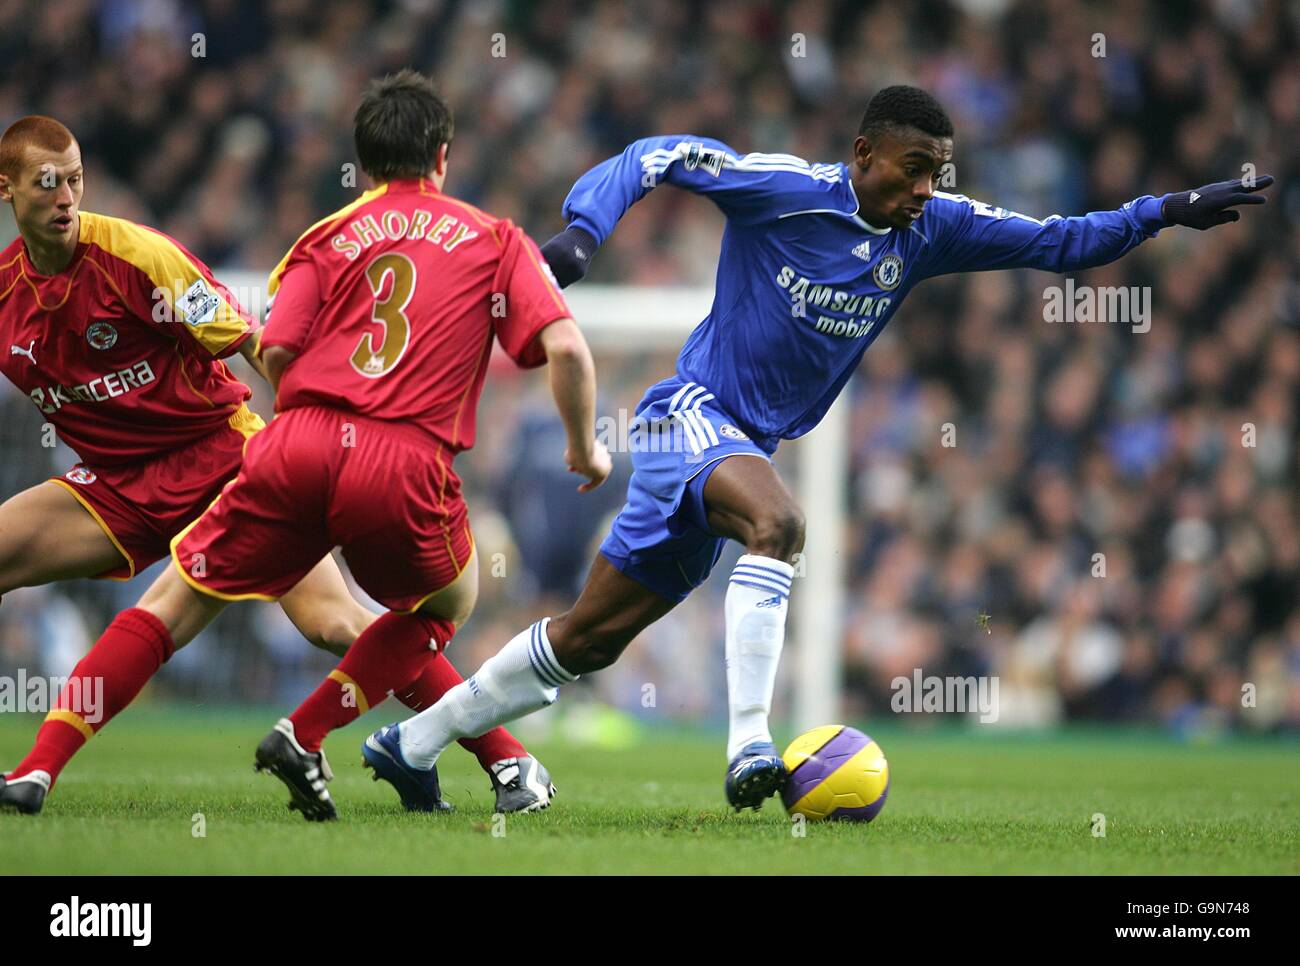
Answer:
[
  {"xmin": 398, "ymin": 618, "xmax": 577, "ymax": 768},
  {"xmin": 725, "ymin": 554, "xmax": 792, "ymax": 760}
]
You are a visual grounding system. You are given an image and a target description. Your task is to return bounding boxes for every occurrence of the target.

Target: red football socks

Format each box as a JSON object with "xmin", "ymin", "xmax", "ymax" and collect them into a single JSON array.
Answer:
[
  {"xmin": 395, "ymin": 652, "xmax": 527, "ymax": 769},
  {"xmin": 8, "ymin": 607, "xmax": 174, "ymax": 786},
  {"xmin": 288, "ymin": 611, "xmax": 454, "ymax": 752}
]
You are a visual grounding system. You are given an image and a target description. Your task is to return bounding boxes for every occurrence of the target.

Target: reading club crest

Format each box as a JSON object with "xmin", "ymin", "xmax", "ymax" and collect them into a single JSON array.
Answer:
[
  {"xmin": 873, "ymin": 254, "xmax": 903, "ymax": 291},
  {"xmin": 86, "ymin": 322, "xmax": 118, "ymax": 350}
]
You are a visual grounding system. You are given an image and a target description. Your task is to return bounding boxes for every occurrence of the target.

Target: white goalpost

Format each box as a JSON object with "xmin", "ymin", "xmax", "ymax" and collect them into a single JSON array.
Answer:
[{"xmin": 221, "ymin": 274, "xmax": 846, "ymax": 729}]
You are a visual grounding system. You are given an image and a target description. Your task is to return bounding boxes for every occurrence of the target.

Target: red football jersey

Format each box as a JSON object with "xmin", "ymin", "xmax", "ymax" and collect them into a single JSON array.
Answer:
[
  {"xmin": 0, "ymin": 212, "xmax": 259, "ymax": 468},
  {"xmin": 261, "ymin": 177, "xmax": 570, "ymax": 453}
]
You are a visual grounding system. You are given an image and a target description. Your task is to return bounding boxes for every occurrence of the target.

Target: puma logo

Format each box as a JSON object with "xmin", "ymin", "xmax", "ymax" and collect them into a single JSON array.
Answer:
[{"xmin": 10, "ymin": 340, "xmax": 36, "ymax": 364}]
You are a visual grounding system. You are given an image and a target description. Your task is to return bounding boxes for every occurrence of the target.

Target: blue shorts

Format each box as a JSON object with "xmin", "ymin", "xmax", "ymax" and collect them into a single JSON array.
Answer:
[{"xmin": 599, "ymin": 379, "xmax": 773, "ymax": 603}]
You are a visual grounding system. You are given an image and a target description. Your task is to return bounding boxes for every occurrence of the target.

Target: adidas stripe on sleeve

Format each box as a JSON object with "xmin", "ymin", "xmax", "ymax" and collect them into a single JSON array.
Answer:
[{"xmin": 561, "ymin": 135, "xmax": 853, "ymax": 241}]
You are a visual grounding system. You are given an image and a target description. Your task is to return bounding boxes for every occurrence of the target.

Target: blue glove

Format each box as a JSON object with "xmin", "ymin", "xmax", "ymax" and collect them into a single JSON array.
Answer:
[
  {"xmin": 1161, "ymin": 175, "xmax": 1274, "ymax": 230},
  {"xmin": 540, "ymin": 226, "xmax": 598, "ymax": 288}
]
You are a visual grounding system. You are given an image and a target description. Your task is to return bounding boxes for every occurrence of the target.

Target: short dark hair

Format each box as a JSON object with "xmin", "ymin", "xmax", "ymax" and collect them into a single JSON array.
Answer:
[
  {"xmin": 859, "ymin": 85, "xmax": 954, "ymax": 142},
  {"xmin": 354, "ymin": 69, "xmax": 453, "ymax": 181}
]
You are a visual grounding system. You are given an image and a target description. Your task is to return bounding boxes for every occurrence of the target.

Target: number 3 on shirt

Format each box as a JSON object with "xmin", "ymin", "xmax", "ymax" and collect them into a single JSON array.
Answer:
[{"xmin": 351, "ymin": 252, "xmax": 415, "ymax": 378}]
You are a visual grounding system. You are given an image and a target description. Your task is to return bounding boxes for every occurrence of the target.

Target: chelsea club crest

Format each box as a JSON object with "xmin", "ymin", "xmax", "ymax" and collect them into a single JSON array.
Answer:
[
  {"xmin": 873, "ymin": 254, "xmax": 903, "ymax": 291},
  {"xmin": 86, "ymin": 322, "xmax": 118, "ymax": 350}
]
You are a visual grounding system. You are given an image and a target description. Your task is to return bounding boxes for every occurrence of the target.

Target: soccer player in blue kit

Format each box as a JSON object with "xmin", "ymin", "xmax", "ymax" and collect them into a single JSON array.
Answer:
[{"xmin": 361, "ymin": 86, "xmax": 1273, "ymax": 811}]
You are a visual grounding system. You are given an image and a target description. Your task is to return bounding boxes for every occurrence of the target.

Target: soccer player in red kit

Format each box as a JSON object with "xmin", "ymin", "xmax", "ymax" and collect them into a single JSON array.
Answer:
[
  {"xmin": 53, "ymin": 70, "xmax": 610, "ymax": 820},
  {"xmin": 0, "ymin": 114, "xmax": 548, "ymax": 817}
]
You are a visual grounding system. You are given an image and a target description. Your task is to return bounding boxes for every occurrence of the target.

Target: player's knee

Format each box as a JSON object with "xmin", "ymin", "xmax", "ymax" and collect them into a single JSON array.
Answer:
[
  {"xmin": 417, "ymin": 571, "xmax": 478, "ymax": 631},
  {"xmin": 416, "ymin": 597, "xmax": 474, "ymax": 633},
  {"xmin": 444, "ymin": 598, "xmax": 476, "ymax": 631},
  {"xmin": 747, "ymin": 504, "xmax": 805, "ymax": 560}
]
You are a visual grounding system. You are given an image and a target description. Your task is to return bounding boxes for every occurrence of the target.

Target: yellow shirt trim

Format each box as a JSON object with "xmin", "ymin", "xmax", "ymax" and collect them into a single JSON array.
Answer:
[
  {"xmin": 79, "ymin": 211, "xmax": 251, "ymax": 357},
  {"xmin": 267, "ymin": 184, "xmax": 391, "ymax": 296}
]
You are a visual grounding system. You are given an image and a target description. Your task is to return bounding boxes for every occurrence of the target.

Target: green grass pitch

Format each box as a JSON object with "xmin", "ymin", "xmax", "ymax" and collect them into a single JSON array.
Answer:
[{"xmin": 2, "ymin": 707, "xmax": 1296, "ymax": 875}]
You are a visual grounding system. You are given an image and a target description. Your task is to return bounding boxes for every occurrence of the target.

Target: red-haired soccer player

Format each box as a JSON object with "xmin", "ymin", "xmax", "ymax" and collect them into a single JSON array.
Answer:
[{"xmin": 0, "ymin": 114, "xmax": 546, "ymax": 816}]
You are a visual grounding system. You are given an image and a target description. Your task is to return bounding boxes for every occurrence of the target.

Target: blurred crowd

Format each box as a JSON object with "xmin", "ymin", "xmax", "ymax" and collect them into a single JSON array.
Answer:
[{"xmin": 0, "ymin": 0, "xmax": 1297, "ymax": 734}]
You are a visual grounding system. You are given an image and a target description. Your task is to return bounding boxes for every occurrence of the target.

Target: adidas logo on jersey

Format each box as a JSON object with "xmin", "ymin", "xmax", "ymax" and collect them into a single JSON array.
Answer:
[
  {"xmin": 756, "ymin": 595, "xmax": 784, "ymax": 608},
  {"xmin": 851, "ymin": 239, "xmax": 872, "ymax": 261}
]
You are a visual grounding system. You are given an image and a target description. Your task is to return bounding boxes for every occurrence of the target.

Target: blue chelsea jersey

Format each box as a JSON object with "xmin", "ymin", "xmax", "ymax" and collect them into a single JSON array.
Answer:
[{"xmin": 562, "ymin": 135, "xmax": 1169, "ymax": 452}]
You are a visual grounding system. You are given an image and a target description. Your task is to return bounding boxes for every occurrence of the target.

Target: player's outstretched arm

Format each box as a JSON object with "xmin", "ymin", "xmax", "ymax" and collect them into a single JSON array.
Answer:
[
  {"xmin": 543, "ymin": 134, "xmax": 843, "ymax": 287},
  {"xmin": 925, "ymin": 175, "xmax": 1274, "ymax": 277},
  {"xmin": 538, "ymin": 318, "xmax": 610, "ymax": 492},
  {"xmin": 543, "ymin": 134, "xmax": 734, "ymax": 288}
]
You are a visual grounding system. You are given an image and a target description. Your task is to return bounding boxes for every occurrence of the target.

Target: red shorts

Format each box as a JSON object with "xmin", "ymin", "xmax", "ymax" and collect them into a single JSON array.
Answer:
[
  {"xmin": 171, "ymin": 405, "xmax": 473, "ymax": 612},
  {"xmin": 51, "ymin": 405, "xmax": 264, "ymax": 580}
]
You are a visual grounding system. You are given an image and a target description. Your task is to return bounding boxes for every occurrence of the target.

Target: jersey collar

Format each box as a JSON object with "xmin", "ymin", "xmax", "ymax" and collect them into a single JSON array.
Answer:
[
  {"xmin": 844, "ymin": 177, "xmax": 893, "ymax": 235},
  {"xmin": 852, "ymin": 214, "xmax": 893, "ymax": 235},
  {"xmin": 20, "ymin": 238, "xmax": 86, "ymax": 280},
  {"xmin": 382, "ymin": 177, "xmax": 440, "ymax": 195}
]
